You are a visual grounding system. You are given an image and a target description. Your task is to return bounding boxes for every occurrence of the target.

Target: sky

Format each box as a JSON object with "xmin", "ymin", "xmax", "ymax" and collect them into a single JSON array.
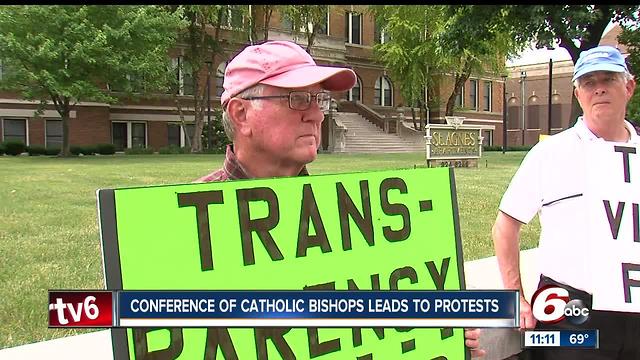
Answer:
[{"xmin": 506, "ymin": 21, "xmax": 617, "ymax": 67}]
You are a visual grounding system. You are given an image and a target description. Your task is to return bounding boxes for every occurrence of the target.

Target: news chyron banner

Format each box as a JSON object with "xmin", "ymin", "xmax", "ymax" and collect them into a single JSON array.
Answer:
[
  {"xmin": 585, "ymin": 142, "xmax": 640, "ymax": 312},
  {"xmin": 98, "ymin": 167, "xmax": 470, "ymax": 359}
]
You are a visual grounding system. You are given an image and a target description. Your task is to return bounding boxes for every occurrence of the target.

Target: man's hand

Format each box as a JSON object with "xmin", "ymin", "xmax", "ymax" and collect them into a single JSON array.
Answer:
[
  {"xmin": 465, "ymin": 328, "xmax": 486, "ymax": 358},
  {"xmin": 519, "ymin": 296, "xmax": 537, "ymax": 330}
]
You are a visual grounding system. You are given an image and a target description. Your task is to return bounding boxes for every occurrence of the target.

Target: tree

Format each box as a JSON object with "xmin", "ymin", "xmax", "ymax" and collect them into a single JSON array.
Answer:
[
  {"xmin": 369, "ymin": 5, "xmax": 444, "ymax": 129},
  {"xmin": 248, "ymin": 5, "xmax": 278, "ymax": 44},
  {"xmin": 282, "ymin": 5, "xmax": 328, "ymax": 52},
  {"xmin": 0, "ymin": 6, "xmax": 184, "ymax": 156},
  {"xmin": 167, "ymin": 5, "xmax": 250, "ymax": 153},
  {"xmin": 370, "ymin": 5, "xmax": 524, "ymax": 123},
  {"xmin": 618, "ymin": 21, "xmax": 640, "ymax": 126},
  {"xmin": 504, "ymin": 5, "xmax": 640, "ymax": 124},
  {"xmin": 438, "ymin": 6, "xmax": 522, "ymax": 116}
]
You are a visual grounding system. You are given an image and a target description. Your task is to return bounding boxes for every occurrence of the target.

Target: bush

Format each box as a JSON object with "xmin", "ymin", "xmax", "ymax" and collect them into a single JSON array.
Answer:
[
  {"xmin": 3, "ymin": 141, "xmax": 26, "ymax": 156},
  {"xmin": 0, "ymin": 143, "xmax": 5, "ymax": 155},
  {"xmin": 158, "ymin": 144, "xmax": 190, "ymax": 154},
  {"xmin": 70, "ymin": 145, "xmax": 98, "ymax": 155},
  {"xmin": 96, "ymin": 143, "xmax": 115, "ymax": 155},
  {"xmin": 26, "ymin": 145, "xmax": 47, "ymax": 156},
  {"xmin": 124, "ymin": 146, "xmax": 155, "ymax": 155},
  {"xmin": 45, "ymin": 147, "xmax": 61, "ymax": 156},
  {"xmin": 70, "ymin": 146, "xmax": 83, "ymax": 155}
]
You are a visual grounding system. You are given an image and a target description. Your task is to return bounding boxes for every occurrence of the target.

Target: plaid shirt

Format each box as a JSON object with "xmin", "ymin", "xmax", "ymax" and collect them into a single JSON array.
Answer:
[{"xmin": 195, "ymin": 145, "xmax": 309, "ymax": 182}]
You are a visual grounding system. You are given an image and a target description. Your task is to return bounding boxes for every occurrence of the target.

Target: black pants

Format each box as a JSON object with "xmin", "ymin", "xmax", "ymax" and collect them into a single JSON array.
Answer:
[{"xmin": 526, "ymin": 275, "xmax": 640, "ymax": 360}]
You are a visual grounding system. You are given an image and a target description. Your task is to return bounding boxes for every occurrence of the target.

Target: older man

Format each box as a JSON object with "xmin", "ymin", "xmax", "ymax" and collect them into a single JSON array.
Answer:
[
  {"xmin": 197, "ymin": 40, "xmax": 484, "ymax": 357},
  {"xmin": 492, "ymin": 45, "xmax": 639, "ymax": 359}
]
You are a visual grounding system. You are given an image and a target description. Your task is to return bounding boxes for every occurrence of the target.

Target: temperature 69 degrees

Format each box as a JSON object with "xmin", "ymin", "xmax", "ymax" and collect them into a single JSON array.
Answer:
[{"xmin": 531, "ymin": 285, "xmax": 590, "ymax": 325}]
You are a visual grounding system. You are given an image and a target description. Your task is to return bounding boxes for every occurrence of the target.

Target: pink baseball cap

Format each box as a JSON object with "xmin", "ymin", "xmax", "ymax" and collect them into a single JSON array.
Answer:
[{"xmin": 221, "ymin": 40, "xmax": 357, "ymax": 107}]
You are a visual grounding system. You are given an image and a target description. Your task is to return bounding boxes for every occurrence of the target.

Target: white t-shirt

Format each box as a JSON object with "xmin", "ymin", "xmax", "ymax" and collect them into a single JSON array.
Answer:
[{"xmin": 499, "ymin": 117, "xmax": 640, "ymax": 293}]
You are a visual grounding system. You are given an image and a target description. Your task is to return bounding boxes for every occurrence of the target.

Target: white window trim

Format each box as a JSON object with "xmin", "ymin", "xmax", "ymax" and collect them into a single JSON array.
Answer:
[
  {"xmin": 173, "ymin": 57, "xmax": 192, "ymax": 96},
  {"xmin": 483, "ymin": 129, "xmax": 494, "ymax": 146},
  {"xmin": 215, "ymin": 62, "xmax": 227, "ymax": 99},
  {"xmin": 348, "ymin": 77, "xmax": 362, "ymax": 101},
  {"xmin": 44, "ymin": 119, "xmax": 62, "ymax": 148},
  {"xmin": 220, "ymin": 5, "xmax": 244, "ymax": 30},
  {"xmin": 169, "ymin": 122, "xmax": 194, "ymax": 147},
  {"xmin": 326, "ymin": 9, "xmax": 330, "ymax": 35},
  {"xmin": 375, "ymin": 76, "xmax": 393, "ymax": 107},
  {"xmin": 484, "ymin": 81, "xmax": 492, "ymax": 112},
  {"xmin": 1, "ymin": 117, "xmax": 29, "ymax": 145},
  {"xmin": 456, "ymin": 85, "xmax": 465, "ymax": 108},
  {"xmin": 112, "ymin": 121, "xmax": 147, "ymax": 149},
  {"xmin": 347, "ymin": 12, "xmax": 362, "ymax": 45}
]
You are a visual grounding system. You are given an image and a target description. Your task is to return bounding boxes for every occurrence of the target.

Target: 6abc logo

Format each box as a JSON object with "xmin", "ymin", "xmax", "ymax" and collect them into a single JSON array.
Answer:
[{"xmin": 531, "ymin": 285, "xmax": 590, "ymax": 325}]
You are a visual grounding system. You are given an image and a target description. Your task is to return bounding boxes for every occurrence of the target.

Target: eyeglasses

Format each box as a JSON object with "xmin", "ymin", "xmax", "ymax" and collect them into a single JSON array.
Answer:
[{"xmin": 241, "ymin": 91, "xmax": 332, "ymax": 111}]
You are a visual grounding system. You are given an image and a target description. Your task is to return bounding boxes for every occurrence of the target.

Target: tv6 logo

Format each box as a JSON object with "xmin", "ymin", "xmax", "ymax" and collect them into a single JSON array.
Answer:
[
  {"xmin": 48, "ymin": 291, "xmax": 113, "ymax": 327},
  {"xmin": 531, "ymin": 285, "xmax": 590, "ymax": 325}
]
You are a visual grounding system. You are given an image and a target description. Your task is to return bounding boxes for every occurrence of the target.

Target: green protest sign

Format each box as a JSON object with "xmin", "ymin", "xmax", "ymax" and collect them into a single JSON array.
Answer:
[{"xmin": 98, "ymin": 167, "xmax": 469, "ymax": 359}]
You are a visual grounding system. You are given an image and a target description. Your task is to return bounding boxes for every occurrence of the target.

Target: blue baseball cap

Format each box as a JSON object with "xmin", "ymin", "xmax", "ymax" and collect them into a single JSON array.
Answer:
[{"xmin": 572, "ymin": 45, "xmax": 628, "ymax": 82}]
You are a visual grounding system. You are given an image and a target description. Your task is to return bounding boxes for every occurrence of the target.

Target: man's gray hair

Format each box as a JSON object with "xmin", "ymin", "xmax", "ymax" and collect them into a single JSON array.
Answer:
[
  {"xmin": 573, "ymin": 70, "xmax": 634, "ymax": 88},
  {"xmin": 222, "ymin": 84, "xmax": 266, "ymax": 141}
]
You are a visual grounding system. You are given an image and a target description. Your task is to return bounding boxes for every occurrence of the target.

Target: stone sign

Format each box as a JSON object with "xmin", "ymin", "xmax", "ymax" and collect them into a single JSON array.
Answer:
[{"xmin": 425, "ymin": 117, "xmax": 495, "ymax": 168}]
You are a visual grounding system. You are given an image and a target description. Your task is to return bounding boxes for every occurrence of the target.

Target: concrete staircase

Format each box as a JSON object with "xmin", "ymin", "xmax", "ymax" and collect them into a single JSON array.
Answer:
[{"xmin": 334, "ymin": 112, "xmax": 425, "ymax": 153}]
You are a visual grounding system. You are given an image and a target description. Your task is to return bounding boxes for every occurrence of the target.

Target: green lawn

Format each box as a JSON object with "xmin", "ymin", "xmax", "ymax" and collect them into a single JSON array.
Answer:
[{"xmin": 0, "ymin": 151, "xmax": 539, "ymax": 348}]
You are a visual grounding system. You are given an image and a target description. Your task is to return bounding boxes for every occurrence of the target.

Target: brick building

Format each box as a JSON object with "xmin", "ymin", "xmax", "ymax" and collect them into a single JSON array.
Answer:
[
  {"xmin": 0, "ymin": 5, "xmax": 505, "ymax": 151},
  {"xmin": 504, "ymin": 25, "xmax": 630, "ymax": 146}
]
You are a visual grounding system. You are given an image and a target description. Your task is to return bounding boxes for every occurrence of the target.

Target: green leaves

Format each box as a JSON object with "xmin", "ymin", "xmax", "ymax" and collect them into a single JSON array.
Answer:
[
  {"xmin": 619, "ymin": 20, "xmax": 640, "ymax": 124},
  {"xmin": 0, "ymin": 5, "xmax": 184, "ymax": 103}
]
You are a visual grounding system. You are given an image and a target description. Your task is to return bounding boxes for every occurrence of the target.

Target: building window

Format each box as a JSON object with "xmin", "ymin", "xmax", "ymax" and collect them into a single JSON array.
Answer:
[
  {"xmin": 551, "ymin": 92, "xmax": 563, "ymax": 129},
  {"xmin": 168, "ymin": 123, "xmax": 195, "ymax": 147},
  {"xmin": 131, "ymin": 123, "xmax": 146, "ymax": 148},
  {"xmin": 220, "ymin": 5, "xmax": 244, "ymax": 29},
  {"xmin": 315, "ymin": 7, "xmax": 329, "ymax": 35},
  {"xmin": 527, "ymin": 94, "xmax": 540, "ymax": 129},
  {"xmin": 482, "ymin": 129, "xmax": 493, "ymax": 146},
  {"xmin": 2, "ymin": 118, "xmax": 27, "ymax": 144},
  {"xmin": 507, "ymin": 97, "xmax": 520, "ymax": 130},
  {"xmin": 216, "ymin": 62, "xmax": 227, "ymax": 97},
  {"xmin": 173, "ymin": 57, "xmax": 194, "ymax": 96},
  {"xmin": 374, "ymin": 22, "xmax": 388, "ymax": 44},
  {"xmin": 283, "ymin": 7, "xmax": 329, "ymax": 35},
  {"xmin": 374, "ymin": 76, "xmax": 393, "ymax": 107},
  {"xmin": 345, "ymin": 12, "xmax": 361, "ymax": 45},
  {"xmin": 112, "ymin": 122, "xmax": 146, "ymax": 151},
  {"xmin": 45, "ymin": 120, "xmax": 62, "ymax": 149},
  {"xmin": 348, "ymin": 75, "xmax": 362, "ymax": 101},
  {"xmin": 483, "ymin": 81, "xmax": 492, "ymax": 111},
  {"xmin": 468, "ymin": 79, "xmax": 478, "ymax": 110},
  {"xmin": 455, "ymin": 86, "xmax": 464, "ymax": 108}
]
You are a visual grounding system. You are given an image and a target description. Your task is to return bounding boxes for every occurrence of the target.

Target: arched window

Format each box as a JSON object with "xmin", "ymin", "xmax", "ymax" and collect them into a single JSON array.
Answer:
[
  {"xmin": 348, "ymin": 75, "xmax": 362, "ymax": 101},
  {"xmin": 527, "ymin": 93, "xmax": 540, "ymax": 129},
  {"xmin": 551, "ymin": 91, "xmax": 563, "ymax": 129},
  {"xmin": 215, "ymin": 62, "xmax": 227, "ymax": 97},
  {"xmin": 374, "ymin": 76, "xmax": 393, "ymax": 106},
  {"xmin": 507, "ymin": 96, "xmax": 520, "ymax": 129}
]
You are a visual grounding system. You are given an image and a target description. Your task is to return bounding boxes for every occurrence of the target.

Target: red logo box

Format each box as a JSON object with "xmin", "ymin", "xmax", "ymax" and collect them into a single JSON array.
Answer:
[{"xmin": 48, "ymin": 291, "xmax": 113, "ymax": 327}]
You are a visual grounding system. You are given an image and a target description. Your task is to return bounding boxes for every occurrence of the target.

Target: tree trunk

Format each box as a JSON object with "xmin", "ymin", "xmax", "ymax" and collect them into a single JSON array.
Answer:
[
  {"xmin": 174, "ymin": 97, "xmax": 191, "ymax": 149},
  {"xmin": 446, "ymin": 60, "xmax": 473, "ymax": 116},
  {"xmin": 61, "ymin": 106, "xmax": 71, "ymax": 157},
  {"xmin": 50, "ymin": 94, "xmax": 72, "ymax": 157},
  {"xmin": 263, "ymin": 6, "xmax": 273, "ymax": 41}
]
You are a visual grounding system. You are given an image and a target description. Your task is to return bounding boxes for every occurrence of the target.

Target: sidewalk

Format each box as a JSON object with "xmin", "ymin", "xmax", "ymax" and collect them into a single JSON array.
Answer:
[
  {"xmin": 0, "ymin": 249, "xmax": 539, "ymax": 360},
  {"xmin": 465, "ymin": 248, "xmax": 540, "ymax": 360}
]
